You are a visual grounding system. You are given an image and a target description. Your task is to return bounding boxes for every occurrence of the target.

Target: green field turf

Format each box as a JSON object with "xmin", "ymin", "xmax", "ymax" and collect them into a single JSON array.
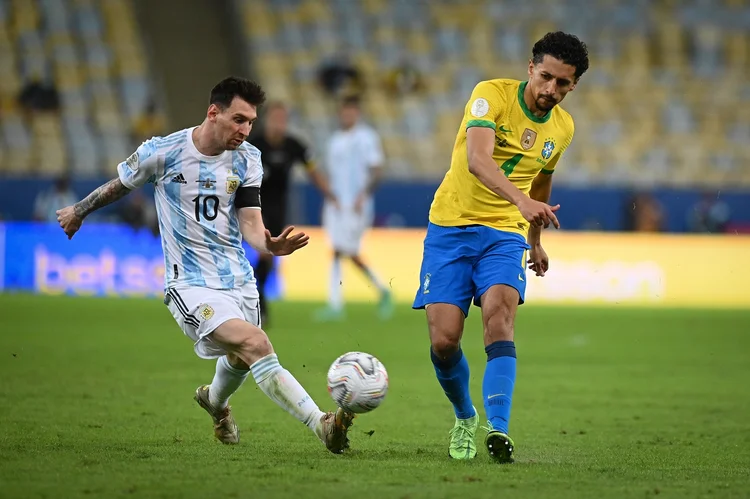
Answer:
[{"xmin": 1, "ymin": 293, "xmax": 749, "ymax": 499}]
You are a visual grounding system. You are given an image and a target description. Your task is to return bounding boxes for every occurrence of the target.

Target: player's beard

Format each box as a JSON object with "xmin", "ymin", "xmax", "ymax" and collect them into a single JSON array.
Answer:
[
  {"xmin": 536, "ymin": 95, "xmax": 557, "ymax": 112},
  {"xmin": 226, "ymin": 136, "xmax": 244, "ymax": 150}
]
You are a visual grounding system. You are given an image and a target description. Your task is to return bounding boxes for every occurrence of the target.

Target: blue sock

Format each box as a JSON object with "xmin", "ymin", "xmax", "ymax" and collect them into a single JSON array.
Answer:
[
  {"xmin": 431, "ymin": 347, "xmax": 475, "ymax": 420},
  {"xmin": 483, "ymin": 341, "xmax": 517, "ymax": 434}
]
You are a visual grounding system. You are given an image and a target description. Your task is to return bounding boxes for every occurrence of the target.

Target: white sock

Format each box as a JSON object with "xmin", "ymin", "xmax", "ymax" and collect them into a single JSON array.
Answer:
[
  {"xmin": 250, "ymin": 353, "xmax": 325, "ymax": 432},
  {"xmin": 330, "ymin": 257, "xmax": 343, "ymax": 311},
  {"xmin": 209, "ymin": 355, "xmax": 250, "ymax": 409},
  {"xmin": 361, "ymin": 265, "xmax": 387, "ymax": 293}
]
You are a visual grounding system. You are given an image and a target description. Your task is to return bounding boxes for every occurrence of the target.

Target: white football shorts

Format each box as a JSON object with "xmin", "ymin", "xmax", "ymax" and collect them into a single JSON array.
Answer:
[
  {"xmin": 164, "ymin": 281, "xmax": 260, "ymax": 359},
  {"xmin": 322, "ymin": 202, "xmax": 373, "ymax": 255}
]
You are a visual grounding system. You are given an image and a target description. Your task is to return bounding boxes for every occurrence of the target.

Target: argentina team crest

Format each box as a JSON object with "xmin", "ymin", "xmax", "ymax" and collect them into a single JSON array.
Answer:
[
  {"xmin": 199, "ymin": 304, "xmax": 214, "ymax": 321},
  {"xmin": 541, "ymin": 138, "xmax": 556, "ymax": 160},
  {"xmin": 226, "ymin": 175, "xmax": 240, "ymax": 194},
  {"xmin": 521, "ymin": 128, "xmax": 537, "ymax": 150}
]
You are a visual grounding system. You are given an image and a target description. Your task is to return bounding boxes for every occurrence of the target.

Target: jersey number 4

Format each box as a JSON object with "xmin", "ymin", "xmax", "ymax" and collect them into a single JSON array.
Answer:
[
  {"xmin": 500, "ymin": 153, "xmax": 523, "ymax": 177},
  {"xmin": 192, "ymin": 195, "xmax": 219, "ymax": 222}
]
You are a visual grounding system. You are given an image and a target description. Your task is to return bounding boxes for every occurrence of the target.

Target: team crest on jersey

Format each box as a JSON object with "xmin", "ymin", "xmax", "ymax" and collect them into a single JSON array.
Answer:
[
  {"xmin": 126, "ymin": 152, "xmax": 139, "ymax": 171},
  {"xmin": 541, "ymin": 138, "xmax": 556, "ymax": 159},
  {"xmin": 521, "ymin": 129, "xmax": 537, "ymax": 150},
  {"xmin": 196, "ymin": 178, "xmax": 216, "ymax": 189},
  {"xmin": 199, "ymin": 304, "xmax": 214, "ymax": 321},
  {"xmin": 226, "ymin": 175, "xmax": 240, "ymax": 194}
]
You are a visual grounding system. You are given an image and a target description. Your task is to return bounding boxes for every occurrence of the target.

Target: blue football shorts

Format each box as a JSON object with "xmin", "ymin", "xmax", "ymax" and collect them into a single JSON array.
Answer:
[{"xmin": 412, "ymin": 222, "xmax": 530, "ymax": 317}]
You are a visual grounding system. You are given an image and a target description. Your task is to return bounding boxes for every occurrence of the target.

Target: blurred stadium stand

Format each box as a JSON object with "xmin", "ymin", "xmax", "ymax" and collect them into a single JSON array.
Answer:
[
  {"xmin": 235, "ymin": 0, "xmax": 750, "ymax": 187},
  {"xmin": 0, "ymin": 0, "xmax": 161, "ymax": 178},
  {"xmin": 0, "ymin": 0, "xmax": 748, "ymax": 232}
]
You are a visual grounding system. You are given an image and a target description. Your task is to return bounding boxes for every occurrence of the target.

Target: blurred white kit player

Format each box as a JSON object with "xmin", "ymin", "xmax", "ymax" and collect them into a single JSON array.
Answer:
[
  {"xmin": 55, "ymin": 77, "xmax": 354, "ymax": 453},
  {"xmin": 316, "ymin": 96, "xmax": 393, "ymax": 321}
]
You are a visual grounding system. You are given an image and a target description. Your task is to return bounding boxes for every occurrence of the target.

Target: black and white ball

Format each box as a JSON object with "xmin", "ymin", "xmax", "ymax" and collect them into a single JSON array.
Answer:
[{"xmin": 326, "ymin": 352, "xmax": 389, "ymax": 414}]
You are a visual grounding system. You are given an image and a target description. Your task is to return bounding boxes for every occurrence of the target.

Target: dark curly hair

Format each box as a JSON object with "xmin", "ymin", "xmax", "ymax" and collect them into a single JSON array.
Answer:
[
  {"xmin": 532, "ymin": 32, "xmax": 589, "ymax": 79},
  {"xmin": 210, "ymin": 76, "xmax": 266, "ymax": 109}
]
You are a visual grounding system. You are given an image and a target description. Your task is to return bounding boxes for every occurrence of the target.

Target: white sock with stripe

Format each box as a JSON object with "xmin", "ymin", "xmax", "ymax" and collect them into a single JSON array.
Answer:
[
  {"xmin": 250, "ymin": 353, "xmax": 325, "ymax": 431},
  {"xmin": 208, "ymin": 355, "xmax": 250, "ymax": 409}
]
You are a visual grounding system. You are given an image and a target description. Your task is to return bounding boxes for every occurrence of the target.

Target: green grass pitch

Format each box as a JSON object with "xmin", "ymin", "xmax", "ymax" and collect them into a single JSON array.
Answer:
[{"xmin": 1, "ymin": 293, "xmax": 749, "ymax": 499}]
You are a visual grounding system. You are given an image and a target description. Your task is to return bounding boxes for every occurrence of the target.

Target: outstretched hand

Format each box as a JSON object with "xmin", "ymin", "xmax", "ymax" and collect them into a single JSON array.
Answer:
[{"xmin": 265, "ymin": 226, "xmax": 309, "ymax": 256}]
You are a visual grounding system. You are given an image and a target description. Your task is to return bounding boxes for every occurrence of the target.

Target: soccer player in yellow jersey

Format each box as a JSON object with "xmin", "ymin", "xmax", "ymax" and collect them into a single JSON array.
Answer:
[{"xmin": 412, "ymin": 32, "xmax": 589, "ymax": 463}]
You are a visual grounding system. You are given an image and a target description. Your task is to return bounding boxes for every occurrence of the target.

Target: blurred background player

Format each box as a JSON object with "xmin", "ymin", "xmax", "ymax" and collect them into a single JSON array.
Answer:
[
  {"xmin": 316, "ymin": 95, "xmax": 392, "ymax": 322},
  {"xmin": 412, "ymin": 32, "xmax": 589, "ymax": 463},
  {"xmin": 33, "ymin": 176, "xmax": 77, "ymax": 222},
  {"xmin": 55, "ymin": 76, "xmax": 354, "ymax": 454},
  {"xmin": 248, "ymin": 101, "xmax": 336, "ymax": 326}
]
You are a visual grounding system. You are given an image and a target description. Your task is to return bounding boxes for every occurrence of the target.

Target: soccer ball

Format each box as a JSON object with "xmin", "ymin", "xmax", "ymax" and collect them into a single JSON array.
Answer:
[{"xmin": 326, "ymin": 352, "xmax": 389, "ymax": 414}]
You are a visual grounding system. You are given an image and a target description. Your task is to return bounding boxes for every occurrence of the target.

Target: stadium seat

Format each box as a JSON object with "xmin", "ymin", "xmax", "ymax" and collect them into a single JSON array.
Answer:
[{"xmin": 0, "ymin": 0, "xmax": 161, "ymax": 175}]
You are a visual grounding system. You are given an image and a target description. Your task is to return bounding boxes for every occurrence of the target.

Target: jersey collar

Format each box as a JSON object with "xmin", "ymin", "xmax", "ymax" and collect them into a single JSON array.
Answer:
[
  {"xmin": 187, "ymin": 126, "xmax": 230, "ymax": 162},
  {"xmin": 518, "ymin": 81, "xmax": 551, "ymax": 124}
]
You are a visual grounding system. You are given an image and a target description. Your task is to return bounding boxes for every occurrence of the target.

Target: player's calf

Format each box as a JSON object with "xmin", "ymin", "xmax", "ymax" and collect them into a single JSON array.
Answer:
[
  {"xmin": 425, "ymin": 304, "xmax": 478, "ymax": 458},
  {"xmin": 479, "ymin": 285, "xmax": 519, "ymax": 449}
]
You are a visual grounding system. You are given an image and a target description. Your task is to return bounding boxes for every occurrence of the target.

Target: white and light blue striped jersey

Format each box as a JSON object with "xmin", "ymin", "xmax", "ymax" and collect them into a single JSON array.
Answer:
[
  {"xmin": 324, "ymin": 123, "xmax": 384, "ymax": 209},
  {"xmin": 117, "ymin": 126, "xmax": 263, "ymax": 291}
]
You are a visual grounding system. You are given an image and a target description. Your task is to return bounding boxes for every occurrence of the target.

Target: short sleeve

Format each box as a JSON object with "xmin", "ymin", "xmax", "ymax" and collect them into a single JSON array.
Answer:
[
  {"xmin": 540, "ymin": 125, "xmax": 575, "ymax": 175},
  {"xmin": 294, "ymin": 138, "xmax": 316, "ymax": 170},
  {"xmin": 117, "ymin": 139, "xmax": 161, "ymax": 189},
  {"xmin": 242, "ymin": 149, "xmax": 263, "ymax": 187},
  {"xmin": 365, "ymin": 130, "xmax": 384, "ymax": 167},
  {"xmin": 464, "ymin": 81, "xmax": 504, "ymax": 131}
]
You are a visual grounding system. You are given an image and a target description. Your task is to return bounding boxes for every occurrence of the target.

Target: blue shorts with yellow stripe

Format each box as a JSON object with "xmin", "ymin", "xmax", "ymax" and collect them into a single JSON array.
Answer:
[{"xmin": 412, "ymin": 222, "xmax": 530, "ymax": 317}]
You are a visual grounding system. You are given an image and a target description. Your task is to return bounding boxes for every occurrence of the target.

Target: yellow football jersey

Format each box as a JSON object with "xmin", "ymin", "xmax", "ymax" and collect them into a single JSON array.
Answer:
[{"xmin": 429, "ymin": 79, "xmax": 575, "ymax": 236}]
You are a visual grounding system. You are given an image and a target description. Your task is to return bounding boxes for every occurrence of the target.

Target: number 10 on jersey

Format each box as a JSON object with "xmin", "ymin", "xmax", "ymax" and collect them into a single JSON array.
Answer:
[{"xmin": 192, "ymin": 195, "xmax": 219, "ymax": 222}]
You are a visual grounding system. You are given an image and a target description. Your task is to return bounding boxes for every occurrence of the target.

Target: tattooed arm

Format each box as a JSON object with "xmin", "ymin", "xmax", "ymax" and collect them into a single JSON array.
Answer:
[
  {"xmin": 73, "ymin": 178, "xmax": 131, "ymax": 218},
  {"xmin": 56, "ymin": 177, "xmax": 131, "ymax": 239}
]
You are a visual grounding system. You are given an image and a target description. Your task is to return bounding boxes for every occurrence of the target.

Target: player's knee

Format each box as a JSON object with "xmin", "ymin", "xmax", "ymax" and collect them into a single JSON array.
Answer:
[
  {"xmin": 236, "ymin": 329, "xmax": 274, "ymax": 360},
  {"xmin": 426, "ymin": 305, "xmax": 464, "ymax": 358},
  {"xmin": 431, "ymin": 335, "xmax": 461, "ymax": 359},
  {"xmin": 428, "ymin": 321, "xmax": 462, "ymax": 358},
  {"xmin": 483, "ymin": 305, "xmax": 515, "ymax": 343}
]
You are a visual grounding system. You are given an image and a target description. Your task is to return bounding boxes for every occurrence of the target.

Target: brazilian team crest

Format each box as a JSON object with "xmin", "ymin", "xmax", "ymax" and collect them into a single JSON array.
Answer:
[
  {"xmin": 226, "ymin": 175, "xmax": 240, "ymax": 194},
  {"xmin": 521, "ymin": 129, "xmax": 537, "ymax": 150},
  {"xmin": 541, "ymin": 138, "xmax": 556, "ymax": 160}
]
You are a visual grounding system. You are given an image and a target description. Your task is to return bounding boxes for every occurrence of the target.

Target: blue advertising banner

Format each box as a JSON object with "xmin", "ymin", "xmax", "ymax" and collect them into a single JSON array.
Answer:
[{"xmin": 0, "ymin": 222, "xmax": 280, "ymax": 298}]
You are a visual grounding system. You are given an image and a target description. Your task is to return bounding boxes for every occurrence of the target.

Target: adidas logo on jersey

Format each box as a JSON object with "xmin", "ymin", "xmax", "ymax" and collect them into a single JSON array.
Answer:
[{"xmin": 171, "ymin": 173, "xmax": 187, "ymax": 184}]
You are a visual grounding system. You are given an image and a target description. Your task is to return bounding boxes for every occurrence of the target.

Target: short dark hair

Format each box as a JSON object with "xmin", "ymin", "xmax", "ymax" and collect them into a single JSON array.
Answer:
[
  {"xmin": 210, "ymin": 76, "xmax": 266, "ymax": 109},
  {"xmin": 532, "ymin": 32, "xmax": 589, "ymax": 79}
]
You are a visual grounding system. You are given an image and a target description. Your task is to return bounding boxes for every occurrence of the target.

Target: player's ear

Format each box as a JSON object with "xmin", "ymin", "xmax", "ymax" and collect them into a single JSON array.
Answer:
[
  {"xmin": 207, "ymin": 104, "xmax": 221, "ymax": 122},
  {"xmin": 527, "ymin": 59, "xmax": 535, "ymax": 78}
]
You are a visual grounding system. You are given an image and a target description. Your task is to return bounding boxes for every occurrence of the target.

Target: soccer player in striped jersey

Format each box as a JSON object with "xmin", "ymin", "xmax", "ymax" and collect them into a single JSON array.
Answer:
[
  {"xmin": 412, "ymin": 32, "xmax": 589, "ymax": 462},
  {"xmin": 56, "ymin": 77, "xmax": 355, "ymax": 453}
]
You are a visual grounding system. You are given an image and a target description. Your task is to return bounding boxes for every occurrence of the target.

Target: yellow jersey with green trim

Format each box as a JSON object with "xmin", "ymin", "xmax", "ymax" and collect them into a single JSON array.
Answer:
[{"xmin": 428, "ymin": 78, "xmax": 575, "ymax": 236}]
